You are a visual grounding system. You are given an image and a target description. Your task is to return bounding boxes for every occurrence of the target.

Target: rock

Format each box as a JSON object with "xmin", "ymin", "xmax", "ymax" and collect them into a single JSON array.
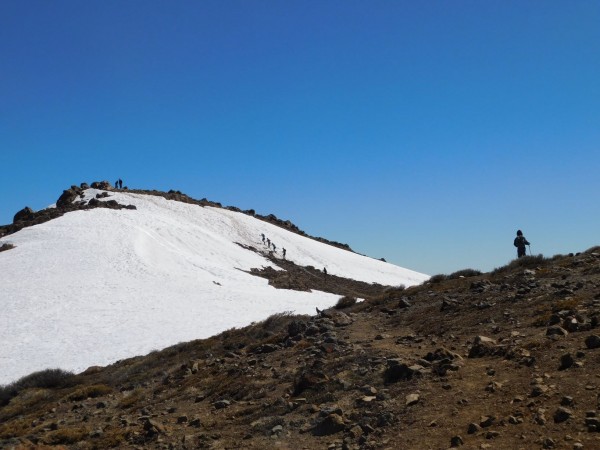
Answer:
[
  {"xmin": 56, "ymin": 188, "xmax": 79, "ymax": 208},
  {"xmin": 546, "ymin": 326, "xmax": 569, "ymax": 337},
  {"xmin": 213, "ymin": 399, "xmax": 231, "ymax": 409},
  {"xmin": 288, "ymin": 320, "xmax": 307, "ymax": 337},
  {"xmin": 348, "ymin": 425, "xmax": 363, "ymax": 438},
  {"xmin": 485, "ymin": 431, "xmax": 500, "ymax": 439},
  {"xmin": 143, "ymin": 418, "xmax": 166, "ymax": 435},
  {"xmin": 553, "ymin": 407, "xmax": 573, "ymax": 423},
  {"xmin": 485, "ymin": 381, "xmax": 503, "ymax": 392},
  {"xmin": 312, "ymin": 414, "xmax": 345, "ymax": 436},
  {"xmin": 253, "ymin": 344, "xmax": 279, "ymax": 354},
  {"xmin": 561, "ymin": 396, "xmax": 575, "ymax": 406},
  {"xmin": 450, "ymin": 435, "xmax": 464, "ymax": 447},
  {"xmin": 585, "ymin": 335, "xmax": 600, "ymax": 349},
  {"xmin": 177, "ymin": 415, "xmax": 188, "ymax": 424},
  {"xmin": 479, "ymin": 416, "xmax": 495, "ymax": 428},
  {"xmin": 508, "ymin": 415, "xmax": 523, "ymax": 424},
  {"xmin": 531, "ymin": 384, "xmax": 549, "ymax": 397},
  {"xmin": 468, "ymin": 336, "xmax": 499, "ymax": 358},
  {"xmin": 559, "ymin": 353, "xmax": 575, "ymax": 370},
  {"xmin": 585, "ymin": 416, "xmax": 600, "ymax": 431},
  {"xmin": 384, "ymin": 359, "xmax": 422, "ymax": 383},
  {"xmin": 293, "ymin": 370, "xmax": 329, "ymax": 395},
  {"xmin": 357, "ymin": 396, "xmax": 377, "ymax": 405},
  {"xmin": 405, "ymin": 393, "xmax": 420, "ymax": 406},
  {"xmin": 397, "ymin": 297, "xmax": 411, "ymax": 308},
  {"xmin": 90, "ymin": 181, "xmax": 112, "ymax": 190},
  {"xmin": 13, "ymin": 207, "xmax": 35, "ymax": 223},
  {"xmin": 467, "ymin": 423, "xmax": 480, "ymax": 434},
  {"xmin": 189, "ymin": 417, "xmax": 201, "ymax": 427}
]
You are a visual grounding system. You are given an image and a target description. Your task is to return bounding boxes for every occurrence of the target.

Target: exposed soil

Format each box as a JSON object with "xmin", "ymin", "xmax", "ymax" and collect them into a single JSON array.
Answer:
[{"xmin": 2, "ymin": 248, "xmax": 600, "ymax": 450}]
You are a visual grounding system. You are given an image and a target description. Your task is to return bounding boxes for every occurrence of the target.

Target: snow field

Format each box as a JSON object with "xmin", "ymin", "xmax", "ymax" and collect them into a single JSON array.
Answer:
[{"xmin": 0, "ymin": 190, "xmax": 428, "ymax": 384}]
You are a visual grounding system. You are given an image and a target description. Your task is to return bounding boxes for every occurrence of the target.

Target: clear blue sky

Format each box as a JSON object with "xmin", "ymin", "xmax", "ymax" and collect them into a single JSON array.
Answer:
[{"xmin": 1, "ymin": 1, "xmax": 599, "ymax": 275}]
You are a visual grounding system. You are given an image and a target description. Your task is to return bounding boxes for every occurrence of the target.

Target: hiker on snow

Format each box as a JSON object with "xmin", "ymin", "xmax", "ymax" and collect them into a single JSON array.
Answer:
[
  {"xmin": 261, "ymin": 233, "xmax": 265, "ymax": 243},
  {"xmin": 514, "ymin": 230, "xmax": 530, "ymax": 258},
  {"xmin": 282, "ymin": 248, "xmax": 286, "ymax": 259}
]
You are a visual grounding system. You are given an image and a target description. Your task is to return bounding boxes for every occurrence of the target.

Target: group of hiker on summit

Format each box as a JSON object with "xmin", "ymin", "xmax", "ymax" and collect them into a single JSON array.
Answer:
[
  {"xmin": 114, "ymin": 179, "xmax": 123, "ymax": 189},
  {"xmin": 261, "ymin": 233, "xmax": 286, "ymax": 259}
]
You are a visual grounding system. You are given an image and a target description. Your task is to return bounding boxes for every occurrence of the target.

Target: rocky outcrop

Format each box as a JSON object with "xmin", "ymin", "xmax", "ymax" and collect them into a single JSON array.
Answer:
[{"xmin": 13, "ymin": 207, "xmax": 35, "ymax": 223}]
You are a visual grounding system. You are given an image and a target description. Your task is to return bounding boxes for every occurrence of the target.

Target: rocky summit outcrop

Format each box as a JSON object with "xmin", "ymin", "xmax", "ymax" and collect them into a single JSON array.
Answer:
[
  {"xmin": 0, "ymin": 182, "xmax": 136, "ymax": 238},
  {"xmin": 2, "ymin": 248, "xmax": 600, "ymax": 449}
]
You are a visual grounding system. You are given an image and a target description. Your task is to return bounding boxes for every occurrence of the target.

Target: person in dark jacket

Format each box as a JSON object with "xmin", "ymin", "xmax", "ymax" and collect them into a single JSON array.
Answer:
[{"xmin": 514, "ymin": 230, "xmax": 530, "ymax": 258}]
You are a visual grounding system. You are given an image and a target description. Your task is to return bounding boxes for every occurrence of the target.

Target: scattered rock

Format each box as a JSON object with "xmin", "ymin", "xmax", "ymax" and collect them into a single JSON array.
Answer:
[
  {"xmin": 559, "ymin": 353, "xmax": 575, "ymax": 370},
  {"xmin": 585, "ymin": 335, "xmax": 600, "ymax": 349},
  {"xmin": 313, "ymin": 414, "xmax": 345, "ymax": 436},
  {"xmin": 450, "ymin": 435, "xmax": 464, "ymax": 447},
  {"xmin": 405, "ymin": 393, "xmax": 420, "ymax": 406},
  {"xmin": 13, "ymin": 207, "xmax": 35, "ymax": 223},
  {"xmin": 547, "ymin": 326, "xmax": 569, "ymax": 337},
  {"xmin": 553, "ymin": 407, "xmax": 573, "ymax": 423}
]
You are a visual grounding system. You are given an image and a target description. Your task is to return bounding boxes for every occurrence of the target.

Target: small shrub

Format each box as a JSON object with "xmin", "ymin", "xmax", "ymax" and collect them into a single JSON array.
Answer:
[
  {"xmin": 45, "ymin": 427, "xmax": 88, "ymax": 445},
  {"xmin": 448, "ymin": 268, "xmax": 481, "ymax": 279},
  {"xmin": 428, "ymin": 274, "xmax": 447, "ymax": 284},
  {"xmin": 261, "ymin": 312, "xmax": 295, "ymax": 332},
  {"xmin": 491, "ymin": 254, "xmax": 548, "ymax": 275},
  {"xmin": 0, "ymin": 368, "xmax": 76, "ymax": 407},
  {"xmin": 335, "ymin": 296, "xmax": 357, "ymax": 309},
  {"xmin": 0, "ymin": 418, "xmax": 30, "ymax": 439},
  {"xmin": 118, "ymin": 387, "xmax": 146, "ymax": 409},
  {"xmin": 552, "ymin": 298, "xmax": 581, "ymax": 313}
]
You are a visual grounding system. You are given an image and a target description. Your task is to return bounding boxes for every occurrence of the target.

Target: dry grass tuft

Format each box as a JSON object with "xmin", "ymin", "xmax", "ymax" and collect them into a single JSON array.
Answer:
[
  {"xmin": 335, "ymin": 295, "xmax": 357, "ymax": 309},
  {"xmin": 67, "ymin": 384, "xmax": 112, "ymax": 401}
]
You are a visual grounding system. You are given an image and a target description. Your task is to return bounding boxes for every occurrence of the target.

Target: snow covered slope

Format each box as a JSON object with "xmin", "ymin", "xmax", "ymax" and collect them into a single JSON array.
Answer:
[{"xmin": 0, "ymin": 190, "xmax": 428, "ymax": 384}]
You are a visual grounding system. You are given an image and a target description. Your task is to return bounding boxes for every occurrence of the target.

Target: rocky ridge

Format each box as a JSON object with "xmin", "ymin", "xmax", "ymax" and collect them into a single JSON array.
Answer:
[
  {"xmin": 2, "ymin": 248, "xmax": 600, "ymax": 449},
  {"xmin": 0, "ymin": 182, "xmax": 352, "ymax": 253}
]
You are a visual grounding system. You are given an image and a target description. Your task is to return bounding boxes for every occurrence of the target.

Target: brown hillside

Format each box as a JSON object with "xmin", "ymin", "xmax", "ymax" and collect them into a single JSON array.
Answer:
[{"xmin": 2, "ymin": 249, "xmax": 600, "ymax": 450}]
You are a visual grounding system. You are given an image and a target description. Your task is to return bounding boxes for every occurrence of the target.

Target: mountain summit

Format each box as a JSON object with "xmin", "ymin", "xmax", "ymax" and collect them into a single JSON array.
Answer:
[{"xmin": 0, "ymin": 184, "xmax": 428, "ymax": 384}]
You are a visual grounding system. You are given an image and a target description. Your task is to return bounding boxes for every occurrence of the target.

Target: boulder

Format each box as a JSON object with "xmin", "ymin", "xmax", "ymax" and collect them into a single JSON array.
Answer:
[
  {"xmin": 468, "ymin": 336, "xmax": 499, "ymax": 358},
  {"xmin": 312, "ymin": 414, "xmax": 345, "ymax": 436},
  {"xmin": 13, "ymin": 207, "xmax": 35, "ymax": 223},
  {"xmin": 585, "ymin": 335, "xmax": 600, "ymax": 349},
  {"xmin": 56, "ymin": 189, "xmax": 78, "ymax": 208},
  {"xmin": 90, "ymin": 181, "xmax": 112, "ymax": 190}
]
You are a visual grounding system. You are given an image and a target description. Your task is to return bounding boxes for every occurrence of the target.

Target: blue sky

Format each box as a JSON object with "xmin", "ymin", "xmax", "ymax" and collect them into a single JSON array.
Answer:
[{"xmin": 1, "ymin": 1, "xmax": 599, "ymax": 275}]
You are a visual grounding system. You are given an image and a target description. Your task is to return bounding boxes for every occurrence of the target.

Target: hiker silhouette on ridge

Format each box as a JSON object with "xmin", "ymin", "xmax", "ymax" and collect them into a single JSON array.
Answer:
[{"xmin": 514, "ymin": 230, "xmax": 530, "ymax": 258}]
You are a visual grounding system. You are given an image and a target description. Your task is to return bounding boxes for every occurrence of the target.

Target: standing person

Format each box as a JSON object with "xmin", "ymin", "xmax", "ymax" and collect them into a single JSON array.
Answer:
[
  {"xmin": 118, "ymin": 179, "xmax": 123, "ymax": 189},
  {"xmin": 272, "ymin": 244, "xmax": 277, "ymax": 253},
  {"xmin": 266, "ymin": 238, "xmax": 271, "ymax": 248},
  {"xmin": 282, "ymin": 248, "xmax": 286, "ymax": 259},
  {"xmin": 115, "ymin": 180, "xmax": 119, "ymax": 189},
  {"xmin": 514, "ymin": 230, "xmax": 530, "ymax": 258},
  {"xmin": 261, "ymin": 233, "xmax": 265, "ymax": 244},
  {"xmin": 323, "ymin": 267, "xmax": 327, "ymax": 280}
]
